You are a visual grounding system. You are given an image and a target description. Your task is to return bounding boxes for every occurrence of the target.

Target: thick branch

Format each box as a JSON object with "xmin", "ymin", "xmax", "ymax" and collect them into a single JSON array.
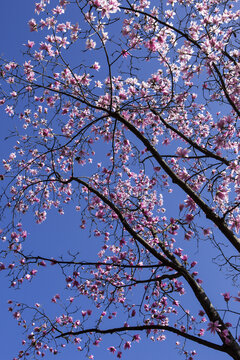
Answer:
[
  {"xmin": 67, "ymin": 176, "xmax": 240, "ymax": 357},
  {"xmin": 70, "ymin": 176, "xmax": 177, "ymax": 270},
  {"xmin": 109, "ymin": 111, "xmax": 240, "ymax": 254}
]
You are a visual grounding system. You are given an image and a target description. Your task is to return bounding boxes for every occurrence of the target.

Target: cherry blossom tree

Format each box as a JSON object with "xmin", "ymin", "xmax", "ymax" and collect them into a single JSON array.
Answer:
[{"xmin": 0, "ymin": 0, "xmax": 240, "ymax": 359}]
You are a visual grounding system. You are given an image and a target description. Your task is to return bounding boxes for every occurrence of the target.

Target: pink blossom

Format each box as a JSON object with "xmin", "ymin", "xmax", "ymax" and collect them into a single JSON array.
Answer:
[
  {"xmin": 93, "ymin": 338, "xmax": 102, "ymax": 346},
  {"xmin": 191, "ymin": 261, "xmax": 197, "ymax": 267},
  {"xmin": 198, "ymin": 328, "xmax": 205, "ymax": 336},
  {"xmin": 74, "ymin": 337, "xmax": 81, "ymax": 344},
  {"xmin": 91, "ymin": 62, "xmax": 100, "ymax": 70},
  {"xmin": 0, "ymin": 262, "xmax": 6, "ymax": 270},
  {"xmin": 221, "ymin": 292, "xmax": 231, "ymax": 302},
  {"xmin": 52, "ymin": 6, "xmax": 65, "ymax": 15},
  {"xmin": 35, "ymin": 2, "xmax": 45, "ymax": 14},
  {"xmin": 13, "ymin": 311, "xmax": 21, "ymax": 319},
  {"xmin": 185, "ymin": 230, "xmax": 194, "ymax": 240},
  {"xmin": 184, "ymin": 197, "xmax": 197, "ymax": 211},
  {"xmin": 230, "ymin": 215, "xmax": 240, "ymax": 233},
  {"xmin": 25, "ymin": 40, "xmax": 35, "ymax": 48},
  {"xmin": 94, "ymin": 0, "xmax": 120, "ymax": 19},
  {"xmin": 215, "ymin": 186, "xmax": 229, "ymax": 202},
  {"xmin": 221, "ymin": 329, "xmax": 230, "ymax": 344},
  {"xmin": 86, "ymin": 38, "xmax": 96, "ymax": 49},
  {"xmin": 133, "ymin": 334, "xmax": 141, "ymax": 342},
  {"xmin": 108, "ymin": 346, "xmax": 116, "ymax": 353},
  {"xmin": 5, "ymin": 105, "xmax": 14, "ymax": 116},
  {"xmin": 176, "ymin": 147, "xmax": 190, "ymax": 158},
  {"xmin": 124, "ymin": 341, "xmax": 131, "ymax": 349},
  {"xmin": 181, "ymin": 254, "xmax": 188, "ymax": 262},
  {"xmin": 28, "ymin": 19, "xmax": 37, "ymax": 32},
  {"xmin": 145, "ymin": 38, "xmax": 159, "ymax": 52},
  {"xmin": 207, "ymin": 321, "xmax": 221, "ymax": 334},
  {"xmin": 203, "ymin": 228, "xmax": 212, "ymax": 236},
  {"xmin": 121, "ymin": 49, "xmax": 129, "ymax": 58},
  {"xmin": 185, "ymin": 213, "xmax": 194, "ymax": 224}
]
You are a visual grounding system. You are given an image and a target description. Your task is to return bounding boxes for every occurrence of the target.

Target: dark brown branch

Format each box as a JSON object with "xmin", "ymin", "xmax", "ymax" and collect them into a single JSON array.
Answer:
[
  {"xmin": 109, "ymin": 111, "xmax": 240, "ymax": 254},
  {"xmin": 212, "ymin": 63, "xmax": 240, "ymax": 117},
  {"xmin": 149, "ymin": 108, "xmax": 230, "ymax": 166},
  {"xmin": 56, "ymin": 324, "xmax": 225, "ymax": 353},
  {"xmin": 113, "ymin": 272, "xmax": 182, "ymax": 288},
  {"xmin": 70, "ymin": 176, "xmax": 177, "ymax": 269},
  {"xmin": 120, "ymin": 5, "xmax": 240, "ymax": 118},
  {"xmin": 65, "ymin": 175, "xmax": 240, "ymax": 356},
  {"xmin": 19, "ymin": 253, "xmax": 163, "ymax": 269}
]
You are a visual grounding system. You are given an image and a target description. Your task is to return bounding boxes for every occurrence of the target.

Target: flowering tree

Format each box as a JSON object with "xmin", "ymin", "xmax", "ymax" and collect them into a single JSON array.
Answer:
[{"xmin": 0, "ymin": 0, "xmax": 240, "ymax": 359}]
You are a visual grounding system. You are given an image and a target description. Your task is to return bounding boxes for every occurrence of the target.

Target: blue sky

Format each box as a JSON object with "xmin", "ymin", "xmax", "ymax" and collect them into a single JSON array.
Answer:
[{"xmin": 0, "ymin": 1, "xmax": 237, "ymax": 360}]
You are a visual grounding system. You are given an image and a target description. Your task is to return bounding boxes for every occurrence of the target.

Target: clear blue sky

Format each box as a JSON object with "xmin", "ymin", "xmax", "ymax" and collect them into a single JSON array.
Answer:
[{"xmin": 0, "ymin": 1, "xmax": 236, "ymax": 360}]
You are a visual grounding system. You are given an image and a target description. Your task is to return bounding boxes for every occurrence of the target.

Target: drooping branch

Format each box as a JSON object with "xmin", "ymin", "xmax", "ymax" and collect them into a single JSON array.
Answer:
[
  {"xmin": 107, "ymin": 272, "xmax": 182, "ymax": 289},
  {"xmin": 149, "ymin": 107, "xmax": 230, "ymax": 166},
  {"xmin": 52, "ymin": 175, "xmax": 240, "ymax": 355},
  {"xmin": 69, "ymin": 176, "xmax": 177, "ymax": 270},
  {"xmin": 56, "ymin": 324, "xmax": 226, "ymax": 353},
  {"xmin": 212, "ymin": 63, "xmax": 240, "ymax": 117},
  {"xmin": 19, "ymin": 253, "xmax": 164, "ymax": 269}
]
